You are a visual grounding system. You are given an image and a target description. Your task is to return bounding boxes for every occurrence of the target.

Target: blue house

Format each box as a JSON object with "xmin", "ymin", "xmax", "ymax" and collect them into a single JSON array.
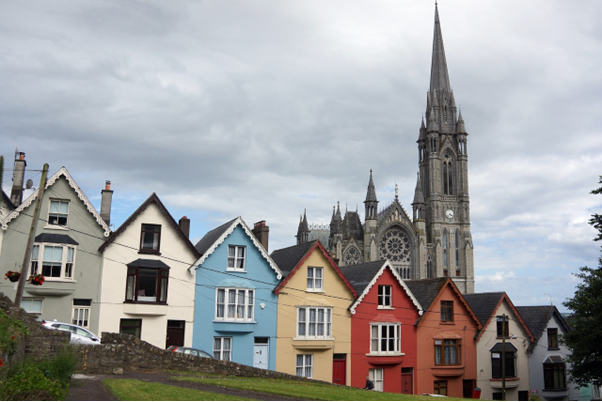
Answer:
[{"xmin": 190, "ymin": 218, "xmax": 282, "ymax": 370}]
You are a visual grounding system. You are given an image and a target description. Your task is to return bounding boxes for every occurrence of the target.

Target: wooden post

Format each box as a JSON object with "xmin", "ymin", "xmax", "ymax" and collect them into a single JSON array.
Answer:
[{"xmin": 14, "ymin": 163, "xmax": 49, "ymax": 308}]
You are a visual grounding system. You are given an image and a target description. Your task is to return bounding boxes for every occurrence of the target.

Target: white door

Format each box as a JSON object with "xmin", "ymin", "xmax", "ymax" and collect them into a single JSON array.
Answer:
[{"xmin": 253, "ymin": 343, "xmax": 269, "ymax": 369}]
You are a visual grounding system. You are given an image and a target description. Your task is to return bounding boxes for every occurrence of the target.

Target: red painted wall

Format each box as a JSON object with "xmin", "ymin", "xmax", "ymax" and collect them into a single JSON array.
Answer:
[
  {"xmin": 414, "ymin": 283, "xmax": 479, "ymax": 397},
  {"xmin": 350, "ymin": 268, "xmax": 420, "ymax": 394}
]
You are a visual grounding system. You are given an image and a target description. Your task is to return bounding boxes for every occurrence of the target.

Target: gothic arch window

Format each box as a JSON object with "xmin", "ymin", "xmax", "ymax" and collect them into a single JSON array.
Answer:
[
  {"xmin": 379, "ymin": 228, "xmax": 411, "ymax": 265},
  {"xmin": 443, "ymin": 229, "xmax": 448, "ymax": 273},
  {"xmin": 455, "ymin": 230, "xmax": 460, "ymax": 273},
  {"xmin": 427, "ymin": 253, "xmax": 434, "ymax": 279},
  {"xmin": 442, "ymin": 151, "xmax": 454, "ymax": 195},
  {"xmin": 343, "ymin": 246, "xmax": 362, "ymax": 266}
]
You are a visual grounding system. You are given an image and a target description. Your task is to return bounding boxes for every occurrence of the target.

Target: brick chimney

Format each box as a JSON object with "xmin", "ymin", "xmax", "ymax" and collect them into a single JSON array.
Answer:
[
  {"xmin": 179, "ymin": 216, "xmax": 190, "ymax": 239},
  {"xmin": 252, "ymin": 220, "xmax": 269, "ymax": 252},
  {"xmin": 10, "ymin": 152, "xmax": 26, "ymax": 206},
  {"xmin": 100, "ymin": 180, "xmax": 113, "ymax": 226}
]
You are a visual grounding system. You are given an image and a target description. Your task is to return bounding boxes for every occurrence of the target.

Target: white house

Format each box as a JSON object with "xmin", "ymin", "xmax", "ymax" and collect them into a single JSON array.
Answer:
[{"xmin": 97, "ymin": 193, "xmax": 200, "ymax": 349}]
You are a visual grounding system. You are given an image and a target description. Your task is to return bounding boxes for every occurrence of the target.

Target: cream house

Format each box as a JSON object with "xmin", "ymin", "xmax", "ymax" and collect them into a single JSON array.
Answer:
[
  {"xmin": 97, "ymin": 193, "xmax": 200, "ymax": 349},
  {"xmin": 464, "ymin": 292, "xmax": 534, "ymax": 401}
]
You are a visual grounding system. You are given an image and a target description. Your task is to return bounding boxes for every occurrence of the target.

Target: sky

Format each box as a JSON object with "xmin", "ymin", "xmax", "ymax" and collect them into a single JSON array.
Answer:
[{"xmin": 1, "ymin": 1, "xmax": 601, "ymax": 311}]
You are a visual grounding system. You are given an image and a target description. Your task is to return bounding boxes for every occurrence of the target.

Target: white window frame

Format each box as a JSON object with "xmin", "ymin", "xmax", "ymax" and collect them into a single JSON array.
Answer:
[
  {"xmin": 297, "ymin": 307, "xmax": 332, "ymax": 339},
  {"xmin": 72, "ymin": 299, "xmax": 92, "ymax": 328},
  {"xmin": 306, "ymin": 267, "xmax": 323, "ymax": 291},
  {"xmin": 213, "ymin": 336, "xmax": 232, "ymax": 361},
  {"xmin": 370, "ymin": 323, "xmax": 401, "ymax": 354},
  {"xmin": 378, "ymin": 285, "xmax": 392, "ymax": 308},
  {"xmin": 30, "ymin": 243, "xmax": 76, "ymax": 281},
  {"xmin": 227, "ymin": 245, "xmax": 246, "ymax": 271},
  {"xmin": 48, "ymin": 199, "xmax": 69, "ymax": 227},
  {"xmin": 21, "ymin": 298, "xmax": 43, "ymax": 315},
  {"xmin": 215, "ymin": 288, "xmax": 254, "ymax": 322},
  {"xmin": 296, "ymin": 354, "xmax": 313, "ymax": 378},
  {"xmin": 369, "ymin": 368, "xmax": 384, "ymax": 392}
]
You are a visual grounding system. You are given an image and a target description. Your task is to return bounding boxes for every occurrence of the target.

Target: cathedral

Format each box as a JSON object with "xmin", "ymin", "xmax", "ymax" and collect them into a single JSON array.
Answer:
[{"xmin": 296, "ymin": 5, "xmax": 474, "ymax": 294}]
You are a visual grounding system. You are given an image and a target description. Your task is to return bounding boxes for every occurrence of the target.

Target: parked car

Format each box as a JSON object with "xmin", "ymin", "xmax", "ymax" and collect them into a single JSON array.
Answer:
[
  {"xmin": 167, "ymin": 346, "xmax": 213, "ymax": 358},
  {"xmin": 41, "ymin": 320, "xmax": 100, "ymax": 345}
]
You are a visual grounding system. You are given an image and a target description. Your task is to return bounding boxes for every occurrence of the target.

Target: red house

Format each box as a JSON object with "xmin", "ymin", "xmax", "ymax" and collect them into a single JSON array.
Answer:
[{"xmin": 341, "ymin": 260, "xmax": 422, "ymax": 394}]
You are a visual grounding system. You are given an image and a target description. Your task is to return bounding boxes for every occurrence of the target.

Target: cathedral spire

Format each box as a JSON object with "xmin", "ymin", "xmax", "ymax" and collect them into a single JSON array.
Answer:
[
  {"xmin": 364, "ymin": 170, "xmax": 379, "ymax": 220},
  {"xmin": 430, "ymin": 3, "xmax": 451, "ymax": 93}
]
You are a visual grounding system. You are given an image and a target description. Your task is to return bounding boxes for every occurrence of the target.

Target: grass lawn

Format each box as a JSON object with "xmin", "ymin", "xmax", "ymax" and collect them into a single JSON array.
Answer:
[
  {"xmin": 103, "ymin": 379, "xmax": 254, "ymax": 401},
  {"xmin": 172, "ymin": 375, "xmax": 470, "ymax": 401}
]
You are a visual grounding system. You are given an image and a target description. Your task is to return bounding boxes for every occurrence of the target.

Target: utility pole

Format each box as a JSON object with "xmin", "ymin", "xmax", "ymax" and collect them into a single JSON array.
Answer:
[
  {"xmin": 501, "ymin": 314, "xmax": 507, "ymax": 401},
  {"xmin": 14, "ymin": 163, "xmax": 49, "ymax": 308}
]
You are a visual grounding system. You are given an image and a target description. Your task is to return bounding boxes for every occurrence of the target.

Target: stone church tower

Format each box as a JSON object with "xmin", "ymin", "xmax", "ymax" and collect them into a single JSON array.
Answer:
[{"xmin": 296, "ymin": 5, "xmax": 474, "ymax": 294}]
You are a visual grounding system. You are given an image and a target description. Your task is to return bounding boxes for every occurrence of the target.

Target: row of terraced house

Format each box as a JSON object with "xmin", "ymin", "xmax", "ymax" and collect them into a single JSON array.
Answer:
[{"xmin": 0, "ymin": 153, "xmax": 588, "ymax": 400}]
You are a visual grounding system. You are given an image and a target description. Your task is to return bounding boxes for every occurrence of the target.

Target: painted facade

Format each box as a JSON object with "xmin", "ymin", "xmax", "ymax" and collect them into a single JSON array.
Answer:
[
  {"xmin": 342, "ymin": 260, "xmax": 422, "ymax": 393},
  {"xmin": 97, "ymin": 193, "xmax": 200, "ymax": 349},
  {"xmin": 405, "ymin": 278, "xmax": 480, "ymax": 398},
  {"xmin": 464, "ymin": 293, "xmax": 534, "ymax": 401},
  {"xmin": 191, "ymin": 218, "xmax": 282, "ymax": 370},
  {"xmin": 516, "ymin": 305, "xmax": 579, "ymax": 401},
  {"xmin": 271, "ymin": 241, "xmax": 357, "ymax": 384},
  {"xmin": 0, "ymin": 168, "xmax": 110, "ymax": 336}
]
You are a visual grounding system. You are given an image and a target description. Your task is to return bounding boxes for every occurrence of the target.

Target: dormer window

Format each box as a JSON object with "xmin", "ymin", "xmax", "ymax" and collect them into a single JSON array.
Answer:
[
  {"xmin": 307, "ymin": 267, "xmax": 323, "ymax": 291},
  {"xmin": 140, "ymin": 224, "xmax": 161, "ymax": 254},
  {"xmin": 48, "ymin": 200, "xmax": 69, "ymax": 226},
  {"xmin": 378, "ymin": 285, "xmax": 392, "ymax": 308}
]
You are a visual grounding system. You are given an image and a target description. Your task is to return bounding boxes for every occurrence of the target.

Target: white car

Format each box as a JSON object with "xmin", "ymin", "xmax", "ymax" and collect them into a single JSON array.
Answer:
[{"xmin": 42, "ymin": 320, "xmax": 101, "ymax": 345}]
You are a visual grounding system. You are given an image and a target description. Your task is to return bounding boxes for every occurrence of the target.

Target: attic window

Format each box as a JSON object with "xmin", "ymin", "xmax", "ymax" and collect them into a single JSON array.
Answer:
[
  {"xmin": 140, "ymin": 224, "xmax": 161, "ymax": 254},
  {"xmin": 48, "ymin": 200, "xmax": 69, "ymax": 226}
]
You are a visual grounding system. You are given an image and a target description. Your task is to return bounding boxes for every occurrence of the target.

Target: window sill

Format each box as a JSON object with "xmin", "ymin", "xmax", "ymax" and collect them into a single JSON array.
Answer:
[
  {"xmin": 366, "ymin": 353, "xmax": 405, "ymax": 365},
  {"xmin": 305, "ymin": 289, "xmax": 324, "ymax": 293},
  {"xmin": 440, "ymin": 322, "xmax": 455, "ymax": 325},
  {"xmin": 213, "ymin": 321, "xmax": 257, "ymax": 333},
  {"xmin": 547, "ymin": 347, "xmax": 560, "ymax": 351},
  {"xmin": 138, "ymin": 249, "xmax": 161, "ymax": 255},
  {"xmin": 123, "ymin": 302, "xmax": 168, "ymax": 316},
  {"xmin": 490, "ymin": 378, "xmax": 520, "ymax": 389},
  {"xmin": 225, "ymin": 269, "xmax": 246, "ymax": 273},
  {"xmin": 44, "ymin": 225, "xmax": 69, "ymax": 231},
  {"xmin": 25, "ymin": 281, "xmax": 75, "ymax": 297},
  {"xmin": 292, "ymin": 338, "xmax": 335, "ymax": 350},
  {"xmin": 431, "ymin": 365, "xmax": 465, "ymax": 377},
  {"xmin": 377, "ymin": 306, "xmax": 394, "ymax": 310}
]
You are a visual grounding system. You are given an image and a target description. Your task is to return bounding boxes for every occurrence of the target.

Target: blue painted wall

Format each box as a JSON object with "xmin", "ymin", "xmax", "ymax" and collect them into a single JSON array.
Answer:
[{"xmin": 192, "ymin": 223, "xmax": 280, "ymax": 370}]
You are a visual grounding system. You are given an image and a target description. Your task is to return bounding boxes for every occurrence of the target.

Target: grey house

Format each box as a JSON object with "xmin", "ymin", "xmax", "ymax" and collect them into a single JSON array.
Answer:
[{"xmin": 0, "ymin": 156, "xmax": 112, "ymax": 337}]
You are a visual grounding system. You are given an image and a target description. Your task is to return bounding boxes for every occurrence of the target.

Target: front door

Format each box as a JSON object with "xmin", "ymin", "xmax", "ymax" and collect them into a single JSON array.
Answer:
[
  {"xmin": 401, "ymin": 368, "xmax": 413, "ymax": 394},
  {"xmin": 332, "ymin": 354, "xmax": 346, "ymax": 385},
  {"xmin": 253, "ymin": 337, "xmax": 269, "ymax": 369},
  {"xmin": 166, "ymin": 320, "xmax": 185, "ymax": 348}
]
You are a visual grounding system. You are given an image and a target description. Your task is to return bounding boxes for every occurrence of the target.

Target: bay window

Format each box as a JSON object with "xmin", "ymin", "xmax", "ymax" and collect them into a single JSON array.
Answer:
[
  {"xmin": 370, "ymin": 323, "xmax": 401, "ymax": 354},
  {"xmin": 125, "ymin": 259, "xmax": 169, "ymax": 303},
  {"xmin": 297, "ymin": 307, "xmax": 332, "ymax": 338},
  {"xmin": 435, "ymin": 339, "xmax": 461, "ymax": 365},
  {"xmin": 215, "ymin": 288, "xmax": 254, "ymax": 321}
]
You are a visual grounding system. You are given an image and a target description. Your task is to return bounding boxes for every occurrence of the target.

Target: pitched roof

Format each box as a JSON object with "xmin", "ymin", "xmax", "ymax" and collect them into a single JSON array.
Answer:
[
  {"xmin": 405, "ymin": 277, "xmax": 481, "ymax": 328},
  {"xmin": 464, "ymin": 292, "xmax": 534, "ymax": 342},
  {"xmin": 515, "ymin": 305, "xmax": 571, "ymax": 352},
  {"xmin": 191, "ymin": 217, "xmax": 282, "ymax": 279},
  {"xmin": 463, "ymin": 292, "xmax": 506, "ymax": 327},
  {"xmin": 99, "ymin": 193, "xmax": 200, "ymax": 260},
  {"xmin": 1, "ymin": 167, "xmax": 110, "ymax": 235},
  {"xmin": 1, "ymin": 190, "xmax": 16, "ymax": 210},
  {"xmin": 340, "ymin": 260, "xmax": 387, "ymax": 295},
  {"xmin": 270, "ymin": 241, "xmax": 316, "ymax": 277},
  {"xmin": 194, "ymin": 218, "xmax": 238, "ymax": 255},
  {"xmin": 341, "ymin": 260, "xmax": 423, "ymax": 315},
  {"xmin": 271, "ymin": 240, "xmax": 357, "ymax": 297},
  {"xmin": 405, "ymin": 277, "xmax": 447, "ymax": 312}
]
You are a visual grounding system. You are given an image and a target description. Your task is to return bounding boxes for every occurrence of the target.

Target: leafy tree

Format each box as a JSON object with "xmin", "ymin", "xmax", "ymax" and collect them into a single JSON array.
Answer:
[{"xmin": 563, "ymin": 176, "xmax": 602, "ymax": 387}]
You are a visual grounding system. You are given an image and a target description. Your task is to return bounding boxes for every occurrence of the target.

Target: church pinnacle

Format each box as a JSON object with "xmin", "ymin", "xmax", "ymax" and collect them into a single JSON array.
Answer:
[{"xmin": 430, "ymin": 3, "xmax": 451, "ymax": 93}]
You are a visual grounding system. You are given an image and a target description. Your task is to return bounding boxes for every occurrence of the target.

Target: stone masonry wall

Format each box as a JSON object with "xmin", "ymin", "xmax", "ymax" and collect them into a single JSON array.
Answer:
[
  {"xmin": 1, "ymin": 293, "xmax": 311, "ymax": 383},
  {"xmin": 78, "ymin": 332, "xmax": 308, "ymax": 381}
]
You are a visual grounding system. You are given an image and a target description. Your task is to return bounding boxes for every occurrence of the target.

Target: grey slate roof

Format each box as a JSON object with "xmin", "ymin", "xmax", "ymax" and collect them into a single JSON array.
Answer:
[
  {"xmin": 34, "ymin": 233, "xmax": 79, "ymax": 245},
  {"xmin": 463, "ymin": 292, "xmax": 505, "ymax": 328},
  {"xmin": 516, "ymin": 305, "xmax": 571, "ymax": 352},
  {"xmin": 194, "ymin": 218, "xmax": 238, "ymax": 256},
  {"xmin": 127, "ymin": 259, "xmax": 170, "ymax": 269},
  {"xmin": 405, "ymin": 277, "xmax": 448, "ymax": 312},
  {"xmin": 1, "ymin": 190, "xmax": 16, "ymax": 210},
  {"xmin": 340, "ymin": 260, "xmax": 387, "ymax": 295},
  {"xmin": 270, "ymin": 240, "xmax": 317, "ymax": 277}
]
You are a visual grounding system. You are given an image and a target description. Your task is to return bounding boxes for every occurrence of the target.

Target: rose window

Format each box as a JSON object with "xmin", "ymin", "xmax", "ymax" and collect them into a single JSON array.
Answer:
[
  {"xmin": 343, "ymin": 246, "xmax": 362, "ymax": 266},
  {"xmin": 379, "ymin": 229, "xmax": 411, "ymax": 263}
]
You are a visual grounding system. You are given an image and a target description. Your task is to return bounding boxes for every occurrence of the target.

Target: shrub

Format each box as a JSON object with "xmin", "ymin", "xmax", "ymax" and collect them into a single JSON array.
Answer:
[{"xmin": 0, "ymin": 348, "xmax": 77, "ymax": 401}]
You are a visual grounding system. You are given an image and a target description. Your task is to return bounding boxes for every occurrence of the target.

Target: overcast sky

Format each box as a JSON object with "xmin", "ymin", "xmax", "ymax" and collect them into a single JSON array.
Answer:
[{"xmin": 1, "ymin": 0, "xmax": 601, "ymax": 311}]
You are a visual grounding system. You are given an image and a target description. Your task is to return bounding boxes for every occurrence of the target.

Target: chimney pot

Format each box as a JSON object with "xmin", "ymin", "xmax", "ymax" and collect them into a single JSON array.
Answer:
[
  {"xmin": 252, "ymin": 220, "xmax": 269, "ymax": 252},
  {"xmin": 179, "ymin": 216, "xmax": 191, "ymax": 239},
  {"xmin": 105, "ymin": 180, "xmax": 111, "ymax": 190}
]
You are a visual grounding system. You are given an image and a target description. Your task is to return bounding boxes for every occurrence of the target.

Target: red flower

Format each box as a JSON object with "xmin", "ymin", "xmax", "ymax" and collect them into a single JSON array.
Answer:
[{"xmin": 0, "ymin": 358, "xmax": 3, "ymax": 367}]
